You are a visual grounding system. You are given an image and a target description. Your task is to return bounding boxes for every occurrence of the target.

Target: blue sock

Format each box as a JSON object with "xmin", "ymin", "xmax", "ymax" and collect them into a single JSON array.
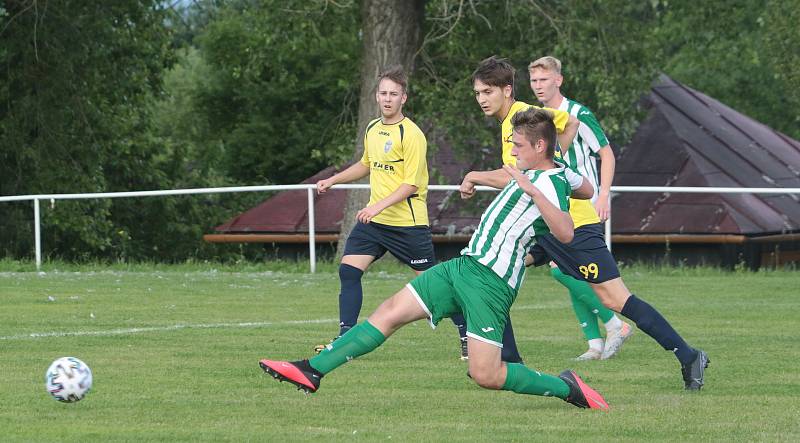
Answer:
[
  {"xmin": 501, "ymin": 315, "xmax": 523, "ymax": 363},
  {"xmin": 621, "ymin": 294, "xmax": 697, "ymax": 365},
  {"xmin": 451, "ymin": 313, "xmax": 467, "ymax": 339},
  {"xmin": 338, "ymin": 264, "xmax": 364, "ymax": 336}
]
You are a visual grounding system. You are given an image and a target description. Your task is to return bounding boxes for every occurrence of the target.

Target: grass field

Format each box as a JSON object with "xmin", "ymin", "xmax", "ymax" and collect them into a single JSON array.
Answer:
[{"xmin": 1, "ymin": 261, "xmax": 799, "ymax": 442}]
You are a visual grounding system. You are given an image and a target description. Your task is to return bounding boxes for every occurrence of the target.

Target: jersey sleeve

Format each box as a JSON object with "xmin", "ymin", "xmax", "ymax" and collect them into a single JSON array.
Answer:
[
  {"xmin": 360, "ymin": 119, "xmax": 380, "ymax": 167},
  {"xmin": 576, "ymin": 108, "xmax": 609, "ymax": 153},
  {"xmin": 359, "ymin": 142, "xmax": 370, "ymax": 167},
  {"xmin": 542, "ymin": 106, "xmax": 570, "ymax": 133},
  {"xmin": 401, "ymin": 128, "xmax": 428, "ymax": 187},
  {"xmin": 562, "ymin": 166, "xmax": 585, "ymax": 191}
]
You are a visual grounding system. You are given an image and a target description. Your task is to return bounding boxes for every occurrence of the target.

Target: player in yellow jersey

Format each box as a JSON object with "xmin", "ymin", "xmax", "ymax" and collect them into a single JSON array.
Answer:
[
  {"xmin": 528, "ymin": 56, "xmax": 633, "ymax": 361},
  {"xmin": 313, "ymin": 65, "xmax": 467, "ymax": 353}
]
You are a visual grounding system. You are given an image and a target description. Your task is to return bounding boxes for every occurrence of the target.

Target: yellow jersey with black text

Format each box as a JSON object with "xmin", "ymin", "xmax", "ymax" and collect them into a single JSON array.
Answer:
[
  {"xmin": 502, "ymin": 101, "xmax": 600, "ymax": 228},
  {"xmin": 359, "ymin": 117, "xmax": 429, "ymax": 226}
]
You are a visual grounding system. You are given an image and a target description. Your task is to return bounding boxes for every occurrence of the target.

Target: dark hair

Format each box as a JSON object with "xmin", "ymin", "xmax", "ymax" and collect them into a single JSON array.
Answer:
[
  {"xmin": 471, "ymin": 55, "xmax": 515, "ymax": 91},
  {"xmin": 510, "ymin": 108, "xmax": 557, "ymax": 158},
  {"xmin": 378, "ymin": 65, "xmax": 408, "ymax": 92}
]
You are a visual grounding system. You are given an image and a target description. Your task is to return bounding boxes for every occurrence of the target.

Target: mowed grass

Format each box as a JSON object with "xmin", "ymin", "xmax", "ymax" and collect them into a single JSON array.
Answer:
[{"xmin": 1, "ymin": 262, "xmax": 799, "ymax": 442}]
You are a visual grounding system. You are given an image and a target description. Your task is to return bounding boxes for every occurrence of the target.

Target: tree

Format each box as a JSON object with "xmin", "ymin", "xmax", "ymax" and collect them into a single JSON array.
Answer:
[
  {"xmin": 0, "ymin": 1, "xmax": 175, "ymax": 260},
  {"xmin": 189, "ymin": 0, "xmax": 361, "ymax": 185},
  {"xmin": 761, "ymin": 0, "xmax": 800, "ymax": 132}
]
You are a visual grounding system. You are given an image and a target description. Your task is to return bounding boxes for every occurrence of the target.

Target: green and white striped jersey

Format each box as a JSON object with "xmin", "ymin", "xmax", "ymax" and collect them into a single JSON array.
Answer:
[
  {"xmin": 558, "ymin": 97, "xmax": 609, "ymax": 204},
  {"xmin": 462, "ymin": 167, "xmax": 571, "ymax": 291}
]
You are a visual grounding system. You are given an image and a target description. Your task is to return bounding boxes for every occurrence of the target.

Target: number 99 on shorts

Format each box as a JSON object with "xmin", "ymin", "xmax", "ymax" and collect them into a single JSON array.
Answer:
[{"xmin": 579, "ymin": 262, "xmax": 599, "ymax": 280}]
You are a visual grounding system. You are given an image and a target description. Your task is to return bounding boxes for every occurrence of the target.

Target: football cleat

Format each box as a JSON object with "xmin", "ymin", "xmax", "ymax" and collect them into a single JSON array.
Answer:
[
  {"xmin": 558, "ymin": 369, "xmax": 609, "ymax": 410},
  {"xmin": 681, "ymin": 349, "xmax": 709, "ymax": 390},
  {"xmin": 460, "ymin": 338, "xmax": 469, "ymax": 361},
  {"xmin": 601, "ymin": 321, "xmax": 634, "ymax": 360},
  {"xmin": 259, "ymin": 359, "xmax": 321, "ymax": 394},
  {"xmin": 575, "ymin": 348, "xmax": 602, "ymax": 361}
]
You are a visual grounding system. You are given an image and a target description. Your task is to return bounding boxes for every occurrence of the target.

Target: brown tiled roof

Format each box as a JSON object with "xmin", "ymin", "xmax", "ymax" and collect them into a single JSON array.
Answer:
[{"xmin": 612, "ymin": 74, "xmax": 800, "ymax": 235}]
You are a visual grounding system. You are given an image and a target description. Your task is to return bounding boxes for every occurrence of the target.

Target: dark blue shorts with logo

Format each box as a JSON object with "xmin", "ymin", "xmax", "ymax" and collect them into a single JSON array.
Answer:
[
  {"xmin": 343, "ymin": 221, "xmax": 436, "ymax": 271},
  {"xmin": 529, "ymin": 222, "xmax": 620, "ymax": 283}
]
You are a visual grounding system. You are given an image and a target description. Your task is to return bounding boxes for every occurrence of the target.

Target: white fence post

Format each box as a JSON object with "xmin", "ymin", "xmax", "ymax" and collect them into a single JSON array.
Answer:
[
  {"xmin": 307, "ymin": 187, "xmax": 316, "ymax": 273},
  {"xmin": 34, "ymin": 198, "xmax": 42, "ymax": 270}
]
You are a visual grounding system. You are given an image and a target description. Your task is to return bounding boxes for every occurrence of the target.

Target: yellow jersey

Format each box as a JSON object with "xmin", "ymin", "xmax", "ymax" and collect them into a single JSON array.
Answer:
[
  {"xmin": 502, "ymin": 101, "xmax": 599, "ymax": 228},
  {"xmin": 359, "ymin": 117, "xmax": 429, "ymax": 226},
  {"xmin": 500, "ymin": 101, "xmax": 569, "ymax": 166}
]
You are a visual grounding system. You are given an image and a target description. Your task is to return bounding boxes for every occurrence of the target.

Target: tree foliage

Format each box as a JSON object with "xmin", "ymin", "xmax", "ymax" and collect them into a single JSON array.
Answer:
[
  {"xmin": 0, "ymin": 1, "xmax": 174, "ymax": 259},
  {"xmin": 1, "ymin": 0, "xmax": 796, "ymax": 262},
  {"xmin": 188, "ymin": 0, "xmax": 361, "ymax": 185}
]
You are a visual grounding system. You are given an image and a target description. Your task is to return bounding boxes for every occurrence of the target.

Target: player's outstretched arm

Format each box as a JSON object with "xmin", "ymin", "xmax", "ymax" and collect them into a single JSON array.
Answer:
[
  {"xmin": 557, "ymin": 115, "xmax": 579, "ymax": 152},
  {"xmin": 503, "ymin": 165, "xmax": 574, "ymax": 243},
  {"xmin": 460, "ymin": 169, "xmax": 512, "ymax": 199},
  {"xmin": 561, "ymin": 167, "xmax": 595, "ymax": 200},
  {"xmin": 317, "ymin": 162, "xmax": 370, "ymax": 194}
]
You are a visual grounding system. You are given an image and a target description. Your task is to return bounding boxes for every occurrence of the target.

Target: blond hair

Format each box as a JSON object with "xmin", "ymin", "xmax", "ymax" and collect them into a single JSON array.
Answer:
[{"xmin": 528, "ymin": 56, "xmax": 562, "ymax": 74}]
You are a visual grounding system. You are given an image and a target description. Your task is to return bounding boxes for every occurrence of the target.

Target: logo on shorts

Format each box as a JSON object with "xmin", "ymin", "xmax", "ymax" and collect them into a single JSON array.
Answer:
[
  {"xmin": 410, "ymin": 258, "xmax": 429, "ymax": 264},
  {"xmin": 481, "ymin": 327, "xmax": 494, "ymax": 333}
]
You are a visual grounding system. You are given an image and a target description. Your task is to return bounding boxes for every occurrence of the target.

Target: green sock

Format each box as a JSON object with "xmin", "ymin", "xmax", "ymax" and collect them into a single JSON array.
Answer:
[
  {"xmin": 309, "ymin": 320, "xmax": 386, "ymax": 374},
  {"xmin": 551, "ymin": 267, "xmax": 615, "ymax": 336},
  {"xmin": 567, "ymin": 289, "xmax": 602, "ymax": 341},
  {"xmin": 502, "ymin": 363, "xmax": 570, "ymax": 399}
]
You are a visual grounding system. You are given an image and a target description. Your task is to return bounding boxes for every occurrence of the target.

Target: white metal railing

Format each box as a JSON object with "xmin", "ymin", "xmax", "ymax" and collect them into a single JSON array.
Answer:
[{"xmin": 2, "ymin": 184, "xmax": 799, "ymax": 271}]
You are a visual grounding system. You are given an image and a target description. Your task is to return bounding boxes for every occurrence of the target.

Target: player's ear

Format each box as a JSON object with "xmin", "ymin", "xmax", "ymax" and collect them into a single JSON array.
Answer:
[
  {"xmin": 503, "ymin": 84, "xmax": 512, "ymax": 98},
  {"xmin": 401, "ymin": 92, "xmax": 407, "ymax": 105},
  {"xmin": 555, "ymin": 74, "xmax": 563, "ymax": 88}
]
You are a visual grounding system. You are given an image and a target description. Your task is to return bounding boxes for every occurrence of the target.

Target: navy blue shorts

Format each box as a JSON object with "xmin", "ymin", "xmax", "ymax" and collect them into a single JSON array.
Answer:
[
  {"xmin": 343, "ymin": 222, "xmax": 435, "ymax": 271},
  {"xmin": 529, "ymin": 223, "xmax": 620, "ymax": 283}
]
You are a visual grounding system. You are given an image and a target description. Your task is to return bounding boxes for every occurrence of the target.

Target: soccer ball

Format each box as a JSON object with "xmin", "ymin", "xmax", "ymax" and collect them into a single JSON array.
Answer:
[{"xmin": 45, "ymin": 357, "xmax": 93, "ymax": 403}]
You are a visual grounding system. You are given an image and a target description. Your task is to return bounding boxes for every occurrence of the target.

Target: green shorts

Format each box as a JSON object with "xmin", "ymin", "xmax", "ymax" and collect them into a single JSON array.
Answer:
[{"xmin": 407, "ymin": 255, "xmax": 517, "ymax": 347}]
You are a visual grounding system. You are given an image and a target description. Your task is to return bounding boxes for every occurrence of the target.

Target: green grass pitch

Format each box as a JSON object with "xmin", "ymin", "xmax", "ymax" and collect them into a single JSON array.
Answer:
[{"xmin": 1, "ymin": 262, "xmax": 799, "ymax": 441}]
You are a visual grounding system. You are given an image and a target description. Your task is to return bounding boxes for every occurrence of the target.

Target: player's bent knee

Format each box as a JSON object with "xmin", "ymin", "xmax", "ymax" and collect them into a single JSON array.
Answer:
[
  {"xmin": 469, "ymin": 368, "xmax": 503, "ymax": 390},
  {"xmin": 590, "ymin": 283, "xmax": 625, "ymax": 312},
  {"xmin": 467, "ymin": 358, "xmax": 504, "ymax": 389},
  {"xmin": 339, "ymin": 263, "xmax": 364, "ymax": 282}
]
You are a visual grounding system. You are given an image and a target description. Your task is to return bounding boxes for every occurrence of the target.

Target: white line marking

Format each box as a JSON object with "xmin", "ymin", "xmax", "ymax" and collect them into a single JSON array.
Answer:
[{"xmin": 0, "ymin": 318, "xmax": 338, "ymax": 341}]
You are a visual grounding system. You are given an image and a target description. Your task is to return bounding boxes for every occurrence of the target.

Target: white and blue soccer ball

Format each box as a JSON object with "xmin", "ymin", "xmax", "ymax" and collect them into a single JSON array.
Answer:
[{"xmin": 45, "ymin": 357, "xmax": 93, "ymax": 403}]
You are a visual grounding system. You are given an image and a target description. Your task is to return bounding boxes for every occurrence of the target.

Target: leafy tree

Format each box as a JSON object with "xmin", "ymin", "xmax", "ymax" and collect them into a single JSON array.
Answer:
[
  {"xmin": 0, "ymin": 1, "xmax": 176, "ymax": 259},
  {"xmin": 189, "ymin": 0, "xmax": 362, "ymax": 185},
  {"xmin": 761, "ymin": 0, "xmax": 800, "ymax": 132}
]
